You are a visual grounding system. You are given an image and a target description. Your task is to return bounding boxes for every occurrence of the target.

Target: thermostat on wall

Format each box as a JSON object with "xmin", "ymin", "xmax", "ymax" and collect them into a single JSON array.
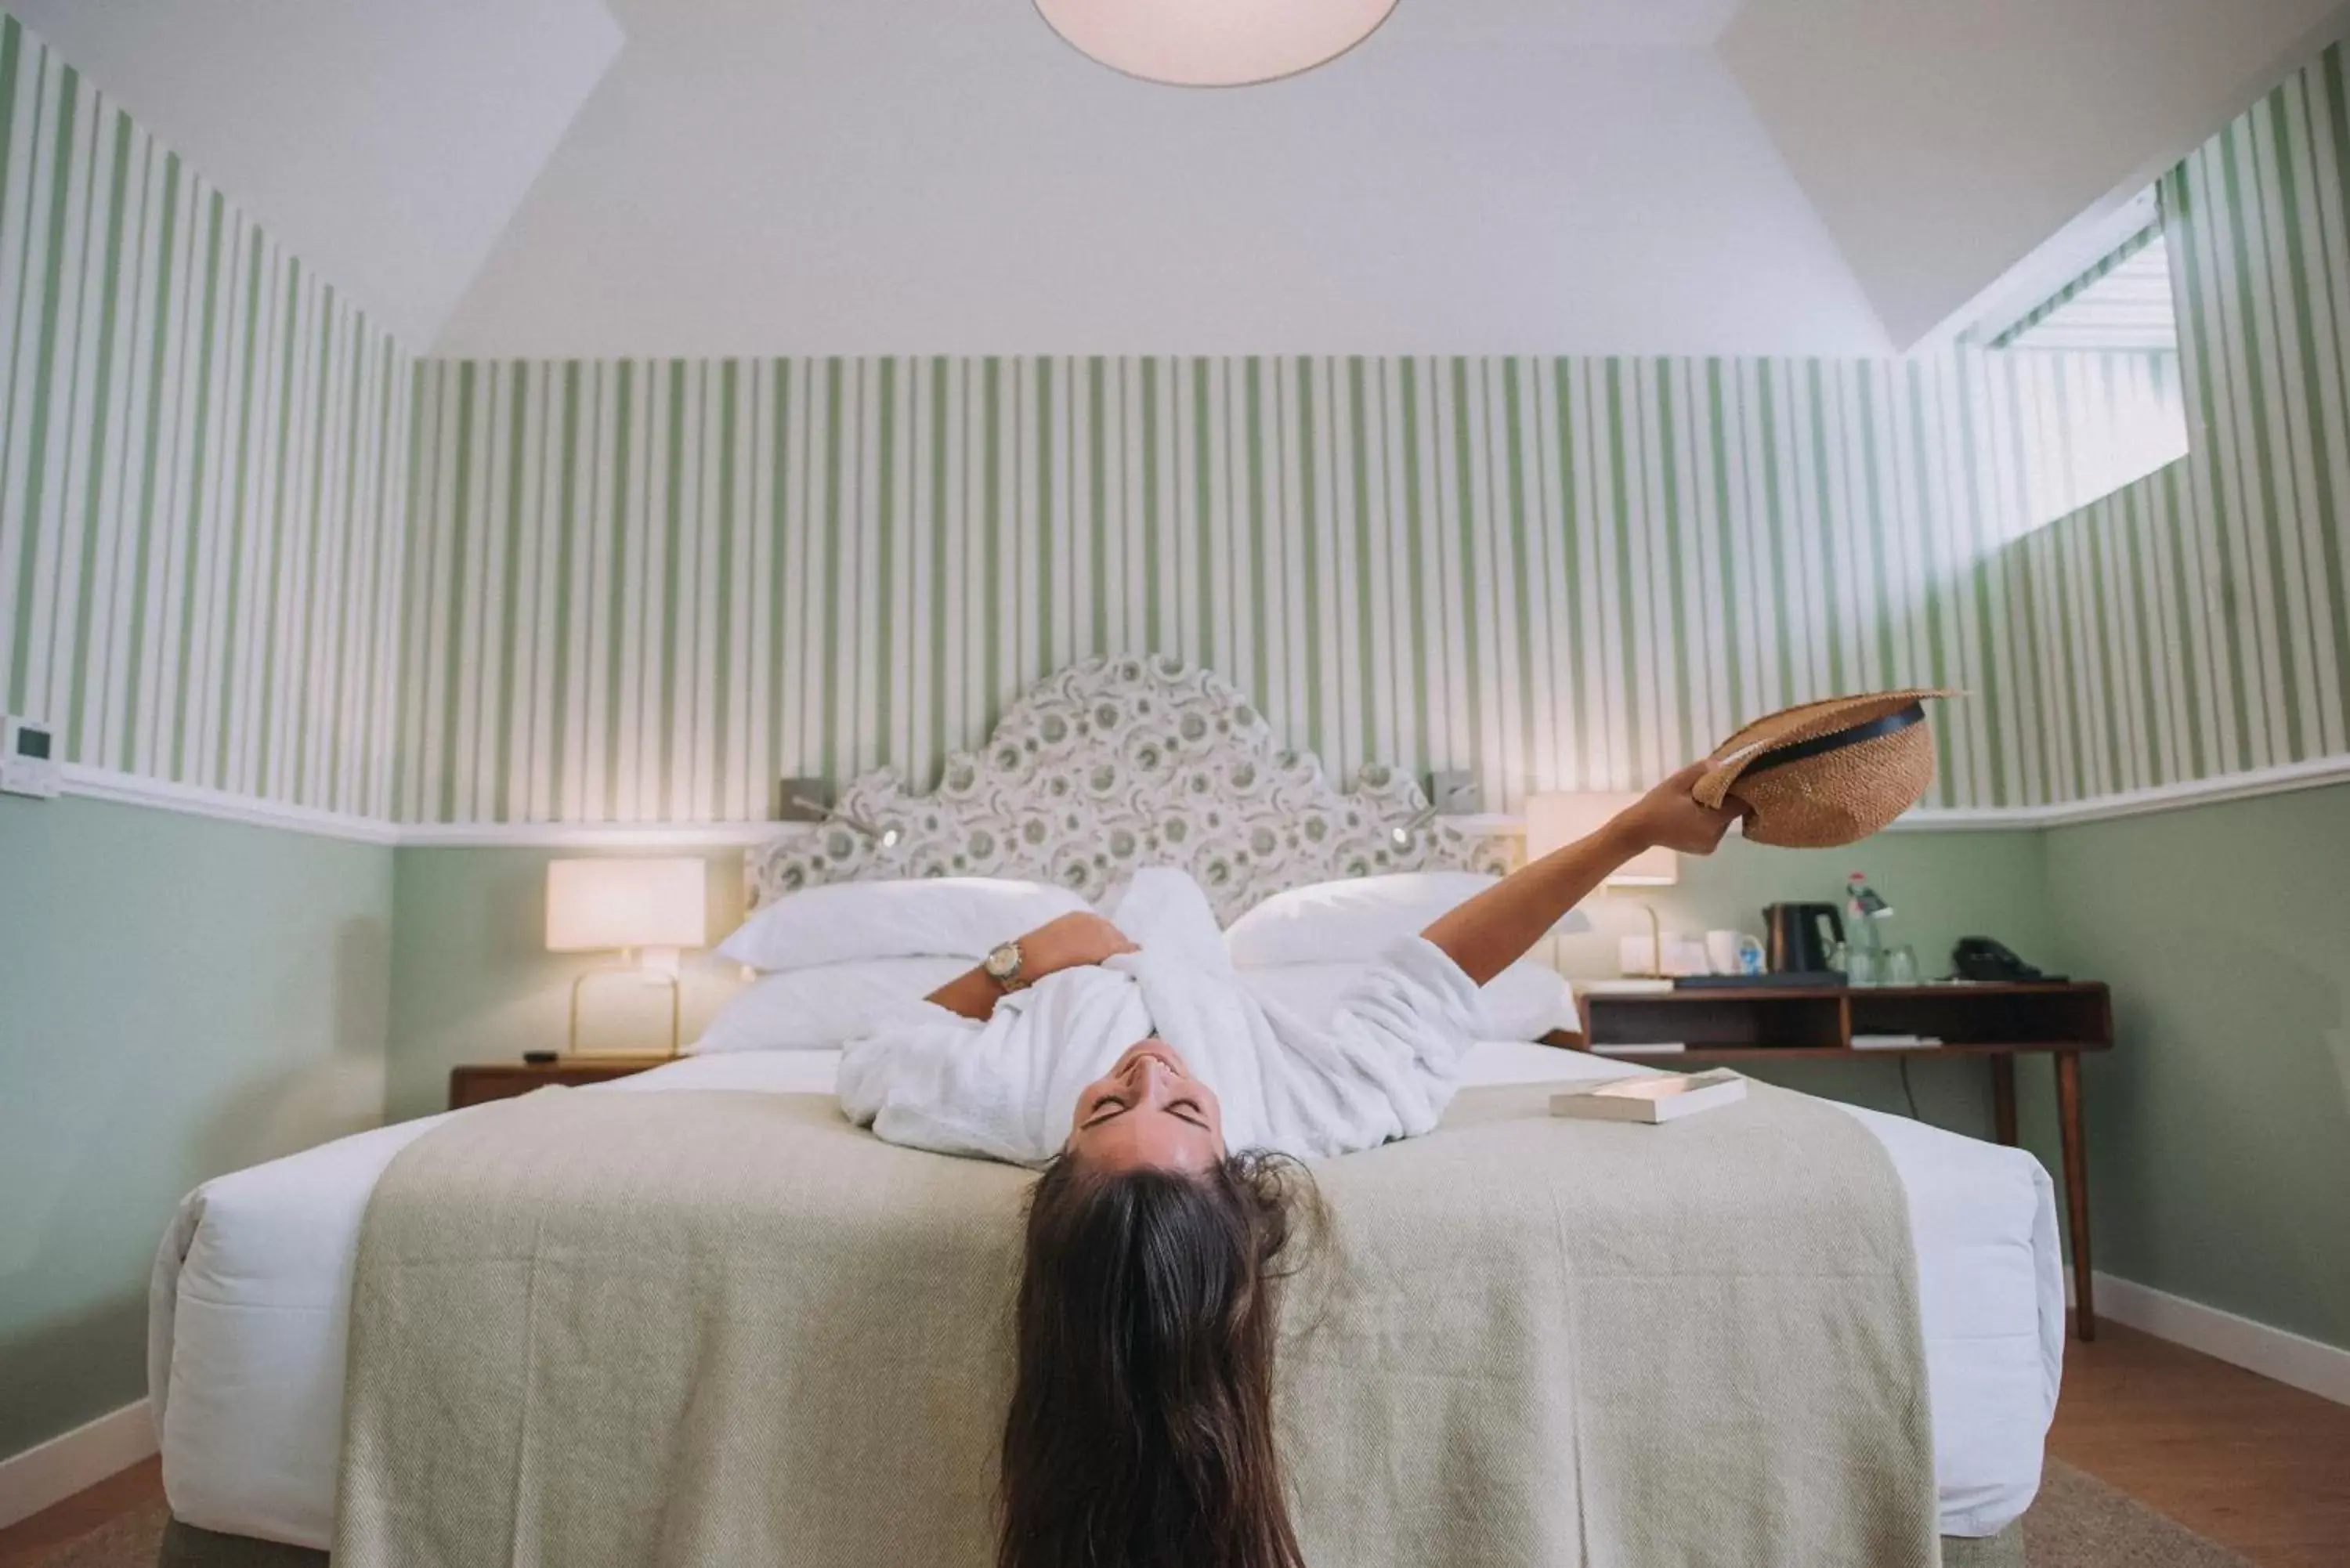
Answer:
[{"xmin": 1, "ymin": 716, "xmax": 60, "ymax": 798}]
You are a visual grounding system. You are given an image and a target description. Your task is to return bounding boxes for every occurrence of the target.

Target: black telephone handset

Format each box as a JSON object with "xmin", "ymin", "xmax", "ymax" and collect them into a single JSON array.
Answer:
[{"xmin": 1950, "ymin": 936, "xmax": 2063, "ymax": 983}]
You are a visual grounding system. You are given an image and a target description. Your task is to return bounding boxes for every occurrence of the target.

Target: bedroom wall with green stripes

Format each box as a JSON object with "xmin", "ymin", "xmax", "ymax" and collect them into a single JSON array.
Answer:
[
  {"xmin": 389, "ymin": 46, "xmax": 2349, "ymax": 826},
  {"xmin": 0, "ymin": 13, "xmax": 411, "ymax": 818},
  {"xmin": 396, "ymin": 350, "xmax": 2104, "ymax": 823},
  {"xmin": 2004, "ymin": 42, "xmax": 2350, "ymax": 803},
  {"xmin": 9, "ymin": 0, "xmax": 2345, "ymax": 829}
]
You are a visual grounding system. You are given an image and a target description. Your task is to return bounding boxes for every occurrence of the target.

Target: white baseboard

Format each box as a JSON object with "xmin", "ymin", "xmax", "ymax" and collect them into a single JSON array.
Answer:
[
  {"xmin": 2088, "ymin": 1271, "xmax": 2350, "ymax": 1406},
  {"xmin": 0, "ymin": 1400, "xmax": 157, "ymax": 1530}
]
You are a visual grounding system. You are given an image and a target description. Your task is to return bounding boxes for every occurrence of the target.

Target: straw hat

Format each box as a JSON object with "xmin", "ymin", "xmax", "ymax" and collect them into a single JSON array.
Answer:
[{"xmin": 1694, "ymin": 688, "xmax": 1960, "ymax": 848}]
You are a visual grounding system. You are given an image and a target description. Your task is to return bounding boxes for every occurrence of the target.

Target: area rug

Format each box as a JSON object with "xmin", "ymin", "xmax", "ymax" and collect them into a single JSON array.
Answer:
[
  {"xmin": 2019, "ymin": 1461, "xmax": 2257, "ymax": 1566},
  {"xmin": 26, "ymin": 1461, "xmax": 2259, "ymax": 1566}
]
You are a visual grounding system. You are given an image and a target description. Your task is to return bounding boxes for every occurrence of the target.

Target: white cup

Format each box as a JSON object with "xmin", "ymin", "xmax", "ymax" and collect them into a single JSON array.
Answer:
[{"xmin": 1706, "ymin": 930, "xmax": 1764, "ymax": 976}]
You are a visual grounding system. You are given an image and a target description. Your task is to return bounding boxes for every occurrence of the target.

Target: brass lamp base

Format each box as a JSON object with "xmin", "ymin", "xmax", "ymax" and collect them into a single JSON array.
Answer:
[{"xmin": 568, "ymin": 963, "xmax": 683, "ymax": 1057}]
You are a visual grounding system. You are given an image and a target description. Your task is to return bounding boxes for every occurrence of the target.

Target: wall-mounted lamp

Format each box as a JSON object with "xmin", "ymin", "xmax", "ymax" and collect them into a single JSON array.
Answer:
[
  {"xmin": 786, "ymin": 793, "xmax": 900, "ymax": 848},
  {"xmin": 546, "ymin": 857, "xmax": 708, "ymax": 1056},
  {"xmin": 1389, "ymin": 804, "xmax": 1437, "ymax": 847}
]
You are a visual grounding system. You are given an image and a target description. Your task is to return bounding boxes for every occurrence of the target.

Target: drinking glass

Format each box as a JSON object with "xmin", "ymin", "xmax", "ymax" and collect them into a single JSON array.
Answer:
[
  {"xmin": 1845, "ymin": 946, "xmax": 1881, "ymax": 987},
  {"xmin": 1885, "ymin": 945, "xmax": 1920, "ymax": 986}
]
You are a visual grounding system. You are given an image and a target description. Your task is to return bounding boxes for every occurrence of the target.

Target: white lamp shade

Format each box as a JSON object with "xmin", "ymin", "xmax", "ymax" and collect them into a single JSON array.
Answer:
[
  {"xmin": 1524, "ymin": 793, "xmax": 1679, "ymax": 887},
  {"xmin": 546, "ymin": 858, "xmax": 708, "ymax": 952},
  {"xmin": 1036, "ymin": 0, "xmax": 1399, "ymax": 87}
]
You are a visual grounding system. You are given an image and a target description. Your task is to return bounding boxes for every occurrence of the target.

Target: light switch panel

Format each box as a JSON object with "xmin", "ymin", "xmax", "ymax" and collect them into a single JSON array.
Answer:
[{"xmin": 1, "ymin": 715, "xmax": 60, "ymax": 798}]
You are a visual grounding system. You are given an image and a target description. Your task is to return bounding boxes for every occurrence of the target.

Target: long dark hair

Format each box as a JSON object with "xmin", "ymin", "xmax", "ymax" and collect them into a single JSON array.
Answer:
[{"xmin": 998, "ymin": 1149, "xmax": 1314, "ymax": 1568}]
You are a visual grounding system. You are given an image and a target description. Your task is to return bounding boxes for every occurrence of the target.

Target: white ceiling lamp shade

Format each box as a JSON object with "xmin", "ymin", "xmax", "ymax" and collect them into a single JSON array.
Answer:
[{"xmin": 1035, "ymin": 0, "xmax": 1401, "ymax": 88}]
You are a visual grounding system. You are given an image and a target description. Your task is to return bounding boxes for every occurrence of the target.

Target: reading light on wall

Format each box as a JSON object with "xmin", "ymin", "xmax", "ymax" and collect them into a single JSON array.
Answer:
[
  {"xmin": 1035, "ymin": 0, "xmax": 1400, "ymax": 87},
  {"xmin": 787, "ymin": 793, "xmax": 901, "ymax": 848},
  {"xmin": 1389, "ymin": 804, "xmax": 1437, "ymax": 847}
]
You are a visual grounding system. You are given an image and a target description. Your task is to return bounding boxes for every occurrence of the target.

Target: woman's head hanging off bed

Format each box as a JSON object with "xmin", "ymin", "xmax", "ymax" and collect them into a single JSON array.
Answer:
[{"xmin": 841, "ymin": 764, "xmax": 1740, "ymax": 1568}]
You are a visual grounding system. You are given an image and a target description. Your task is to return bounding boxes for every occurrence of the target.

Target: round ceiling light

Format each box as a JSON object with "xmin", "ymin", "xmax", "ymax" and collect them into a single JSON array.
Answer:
[{"xmin": 1035, "ymin": 0, "xmax": 1400, "ymax": 88}]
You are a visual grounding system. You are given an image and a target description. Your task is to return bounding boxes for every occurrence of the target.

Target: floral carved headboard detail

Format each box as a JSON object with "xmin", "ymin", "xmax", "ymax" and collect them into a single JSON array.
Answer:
[{"xmin": 747, "ymin": 655, "xmax": 1509, "ymax": 923}]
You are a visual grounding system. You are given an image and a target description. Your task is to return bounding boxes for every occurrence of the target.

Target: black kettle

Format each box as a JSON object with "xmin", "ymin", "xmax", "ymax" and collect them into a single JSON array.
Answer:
[{"xmin": 1762, "ymin": 902, "xmax": 1844, "ymax": 973}]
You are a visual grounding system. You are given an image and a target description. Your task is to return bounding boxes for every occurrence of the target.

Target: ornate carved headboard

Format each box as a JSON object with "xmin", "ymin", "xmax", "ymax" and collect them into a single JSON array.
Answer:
[{"xmin": 747, "ymin": 656, "xmax": 1509, "ymax": 923}]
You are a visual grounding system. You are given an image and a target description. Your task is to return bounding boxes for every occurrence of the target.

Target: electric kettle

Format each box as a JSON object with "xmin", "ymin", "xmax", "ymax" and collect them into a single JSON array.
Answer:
[{"xmin": 1762, "ymin": 902, "xmax": 1845, "ymax": 974}]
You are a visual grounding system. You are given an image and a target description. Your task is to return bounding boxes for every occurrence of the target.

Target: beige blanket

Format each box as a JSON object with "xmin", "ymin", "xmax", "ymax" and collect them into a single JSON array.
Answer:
[{"xmin": 334, "ymin": 1083, "xmax": 1936, "ymax": 1568}]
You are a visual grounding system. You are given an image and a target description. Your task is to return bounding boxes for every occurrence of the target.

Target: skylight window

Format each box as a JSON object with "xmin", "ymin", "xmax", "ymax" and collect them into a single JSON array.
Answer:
[
  {"xmin": 1992, "ymin": 228, "xmax": 2178, "ymax": 352},
  {"xmin": 1979, "ymin": 204, "xmax": 2189, "ymax": 533}
]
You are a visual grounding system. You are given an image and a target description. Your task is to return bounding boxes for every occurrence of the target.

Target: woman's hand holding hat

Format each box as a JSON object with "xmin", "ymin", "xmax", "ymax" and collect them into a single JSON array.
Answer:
[{"xmin": 1607, "ymin": 761, "xmax": 1744, "ymax": 857}]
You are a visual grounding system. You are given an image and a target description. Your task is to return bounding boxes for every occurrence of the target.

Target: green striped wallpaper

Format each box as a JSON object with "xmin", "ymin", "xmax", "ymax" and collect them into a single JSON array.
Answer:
[
  {"xmin": 13, "ymin": 3, "xmax": 2340, "ymax": 829},
  {"xmin": 2008, "ymin": 42, "xmax": 2350, "ymax": 803},
  {"xmin": 394, "ymin": 352, "xmax": 2076, "ymax": 822},
  {"xmin": 0, "ymin": 13, "xmax": 411, "ymax": 818}
]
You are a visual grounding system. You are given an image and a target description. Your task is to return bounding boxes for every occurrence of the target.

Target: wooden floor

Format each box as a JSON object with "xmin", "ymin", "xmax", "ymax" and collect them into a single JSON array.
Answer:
[
  {"xmin": 0, "ymin": 1456, "xmax": 159, "ymax": 1568},
  {"xmin": 5, "ymin": 1322, "xmax": 2346, "ymax": 1566},
  {"xmin": 2046, "ymin": 1319, "xmax": 2350, "ymax": 1568}
]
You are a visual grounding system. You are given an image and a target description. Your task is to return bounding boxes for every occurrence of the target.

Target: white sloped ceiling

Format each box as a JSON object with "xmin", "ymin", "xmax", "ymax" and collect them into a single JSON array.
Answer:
[
  {"xmin": 9, "ymin": 0, "xmax": 624, "ymax": 347},
  {"xmin": 1723, "ymin": 0, "xmax": 2350, "ymax": 349}
]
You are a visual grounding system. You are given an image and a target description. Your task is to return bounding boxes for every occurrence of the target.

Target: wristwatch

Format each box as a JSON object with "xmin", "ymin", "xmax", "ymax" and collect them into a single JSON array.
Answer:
[{"xmin": 983, "ymin": 939, "xmax": 1028, "ymax": 992}]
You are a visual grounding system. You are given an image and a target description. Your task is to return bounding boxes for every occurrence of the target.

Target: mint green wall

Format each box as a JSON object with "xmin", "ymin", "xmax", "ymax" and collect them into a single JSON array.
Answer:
[
  {"xmin": 0, "ymin": 795, "xmax": 392, "ymax": 1455},
  {"xmin": 2043, "ymin": 784, "xmax": 2350, "ymax": 1350}
]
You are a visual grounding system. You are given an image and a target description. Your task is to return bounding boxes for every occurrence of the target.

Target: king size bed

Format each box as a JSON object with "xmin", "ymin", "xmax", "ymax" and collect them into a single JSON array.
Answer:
[{"xmin": 146, "ymin": 657, "xmax": 2062, "ymax": 1566}]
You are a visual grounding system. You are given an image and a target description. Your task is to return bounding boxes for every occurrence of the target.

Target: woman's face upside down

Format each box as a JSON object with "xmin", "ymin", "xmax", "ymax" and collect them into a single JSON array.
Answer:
[{"xmin": 1065, "ymin": 1038, "xmax": 1227, "ymax": 1173}]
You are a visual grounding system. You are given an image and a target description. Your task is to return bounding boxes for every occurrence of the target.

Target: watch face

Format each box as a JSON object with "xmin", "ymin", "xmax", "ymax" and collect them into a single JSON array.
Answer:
[{"xmin": 984, "ymin": 943, "xmax": 1020, "ymax": 981}]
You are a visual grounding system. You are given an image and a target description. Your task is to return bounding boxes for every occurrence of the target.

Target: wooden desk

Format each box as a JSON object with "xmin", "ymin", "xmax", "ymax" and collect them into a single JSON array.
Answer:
[{"xmin": 1574, "ymin": 981, "xmax": 2113, "ymax": 1340}]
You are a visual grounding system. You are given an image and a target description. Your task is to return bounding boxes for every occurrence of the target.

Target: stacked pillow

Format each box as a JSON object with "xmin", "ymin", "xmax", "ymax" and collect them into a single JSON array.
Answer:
[
  {"xmin": 692, "ymin": 879, "xmax": 1088, "ymax": 1053},
  {"xmin": 1223, "ymin": 872, "xmax": 1581, "ymax": 1042},
  {"xmin": 692, "ymin": 868, "xmax": 1581, "ymax": 1053}
]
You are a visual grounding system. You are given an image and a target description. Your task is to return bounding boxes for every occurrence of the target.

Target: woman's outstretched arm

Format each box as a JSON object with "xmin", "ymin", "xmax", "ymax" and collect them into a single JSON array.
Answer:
[{"xmin": 1419, "ymin": 762, "xmax": 1740, "ymax": 986}]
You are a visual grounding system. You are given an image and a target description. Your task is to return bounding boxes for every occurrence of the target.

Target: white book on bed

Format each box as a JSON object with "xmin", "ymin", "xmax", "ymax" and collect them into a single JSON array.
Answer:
[{"xmin": 1550, "ymin": 1069, "xmax": 1747, "ymax": 1124}]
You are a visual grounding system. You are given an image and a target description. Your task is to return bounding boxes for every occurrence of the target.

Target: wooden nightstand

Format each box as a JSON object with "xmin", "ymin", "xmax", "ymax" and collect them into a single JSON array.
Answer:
[{"xmin": 448, "ymin": 1055, "xmax": 674, "ymax": 1110}]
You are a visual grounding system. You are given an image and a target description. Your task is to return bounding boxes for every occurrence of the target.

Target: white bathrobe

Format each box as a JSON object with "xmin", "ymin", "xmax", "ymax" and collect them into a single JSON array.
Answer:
[{"xmin": 837, "ymin": 868, "xmax": 1488, "ymax": 1166}]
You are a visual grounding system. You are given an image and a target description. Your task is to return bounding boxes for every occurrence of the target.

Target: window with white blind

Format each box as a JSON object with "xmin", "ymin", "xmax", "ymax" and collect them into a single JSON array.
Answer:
[{"xmin": 1980, "ymin": 199, "xmax": 2190, "ymax": 532}]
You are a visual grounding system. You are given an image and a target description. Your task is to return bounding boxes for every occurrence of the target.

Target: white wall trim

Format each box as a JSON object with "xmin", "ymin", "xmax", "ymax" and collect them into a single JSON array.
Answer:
[
  {"xmin": 2092, "ymin": 1271, "xmax": 2350, "ymax": 1407},
  {"xmin": 396, "ymin": 819, "xmax": 812, "ymax": 849},
  {"xmin": 1936, "ymin": 751, "xmax": 2350, "ymax": 829},
  {"xmin": 0, "ymin": 1400, "xmax": 156, "ymax": 1530},
  {"xmin": 45, "ymin": 751, "xmax": 2350, "ymax": 848},
  {"xmin": 59, "ymin": 764, "xmax": 399, "ymax": 846}
]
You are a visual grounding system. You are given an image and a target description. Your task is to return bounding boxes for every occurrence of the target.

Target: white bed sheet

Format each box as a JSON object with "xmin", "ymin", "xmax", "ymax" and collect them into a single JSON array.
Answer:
[{"xmin": 149, "ymin": 1046, "xmax": 2059, "ymax": 1548}]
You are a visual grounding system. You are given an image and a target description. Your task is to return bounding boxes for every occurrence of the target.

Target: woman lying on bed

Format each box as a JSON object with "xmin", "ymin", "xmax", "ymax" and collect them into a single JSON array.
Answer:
[{"xmin": 837, "ymin": 765, "xmax": 1739, "ymax": 1568}]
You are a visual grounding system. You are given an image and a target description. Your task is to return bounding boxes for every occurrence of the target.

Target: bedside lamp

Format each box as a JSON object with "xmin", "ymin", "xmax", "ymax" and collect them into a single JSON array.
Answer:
[
  {"xmin": 1525, "ymin": 793, "xmax": 1678, "ymax": 975},
  {"xmin": 547, "ymin": 858, "xmax": 708, "ymax": 1056}
]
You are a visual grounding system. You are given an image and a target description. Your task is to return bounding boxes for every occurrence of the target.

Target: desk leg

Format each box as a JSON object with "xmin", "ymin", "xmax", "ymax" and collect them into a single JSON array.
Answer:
[
  {"xmin": 2055, "ymin": 1051, "xmax": 2095, "ymax": 1341},
  {"xmin": 1990, "ymin": 1055, "xmax": 2018, "ymax": 1146}
]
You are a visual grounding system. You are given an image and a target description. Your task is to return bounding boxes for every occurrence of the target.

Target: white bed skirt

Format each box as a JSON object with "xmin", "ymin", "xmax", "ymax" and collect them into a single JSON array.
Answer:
[{"xmin": 149, "ymin": 1044, "xmax": 2062, "ymax": 1550}]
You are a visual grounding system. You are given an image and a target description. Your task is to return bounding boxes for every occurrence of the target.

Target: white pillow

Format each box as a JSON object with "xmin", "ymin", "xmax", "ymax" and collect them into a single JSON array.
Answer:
[
  {"xmin": 691, "ymin": 958, "xmax": 971, "ymax": 1053},
  {"xmin": 718, "ymin": 877, "xmax": 1089, "ymax": 973},
  {"xmin": 1223, "ymin": 872, "xmax": 1501, "ymax": 966},
  {"xmin": 1238, "ymin": 959, "xmax": 1578, "ymax": 1042}
]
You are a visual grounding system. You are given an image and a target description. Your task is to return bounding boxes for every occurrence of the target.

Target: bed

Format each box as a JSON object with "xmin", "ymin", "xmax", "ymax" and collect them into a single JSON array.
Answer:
[{"xmin": 146, "ymin": 656, "xmax": 2062, "ymax": 1559}]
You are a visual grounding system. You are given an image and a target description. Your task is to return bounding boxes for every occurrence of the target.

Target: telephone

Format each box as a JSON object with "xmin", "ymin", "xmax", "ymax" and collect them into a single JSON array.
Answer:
[{"xmin": 1950, "ymin": 936, "xmax": 2063, "ymax": 983}]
